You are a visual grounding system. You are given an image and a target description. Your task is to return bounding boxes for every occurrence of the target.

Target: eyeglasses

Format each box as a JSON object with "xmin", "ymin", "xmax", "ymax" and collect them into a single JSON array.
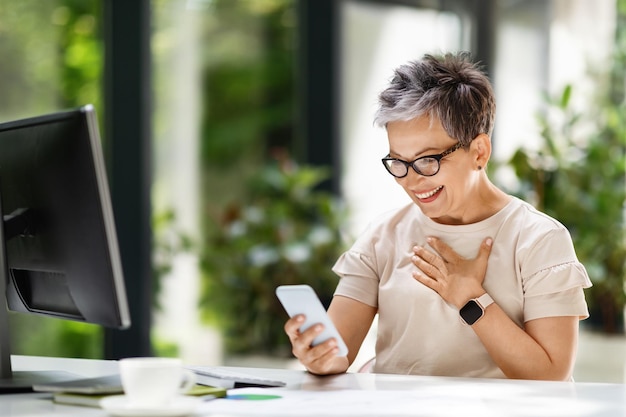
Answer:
[{"xmin": 381, "ymin": 143, "xmax": 462, "ymax": 178}]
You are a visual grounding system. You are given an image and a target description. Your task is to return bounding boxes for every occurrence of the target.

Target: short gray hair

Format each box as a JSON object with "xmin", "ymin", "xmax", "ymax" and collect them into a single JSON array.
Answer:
[{"xmin": 374, "ymin": 51, "xmax": 496, "ymax": 147}]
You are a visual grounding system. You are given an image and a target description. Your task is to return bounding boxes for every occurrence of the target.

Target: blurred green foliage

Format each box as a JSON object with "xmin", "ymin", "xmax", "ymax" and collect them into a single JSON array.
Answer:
[
  {"xmin": 198, "ymin": 0, "xmax": 295, "ymax": 169},
  {"xmin": 10, "ymin": 316, "xmax": 102, "ymax": 359},
  {"xmin": 0, "ymin": 1, "xmax": 59, "ymax": 118},
  {"xmin": 507, "ymin": 3, "xmax": 626, "ymax": 332},
  {"xmin": 55, "ymin": 0, "xmax": 103, "ymax": 111},
  {"xmin": 200, "ymin": 155, "xmax": 348, "ymax": 355},
  {"xmin": 191, "ymin": 0, "xmax": 326, "ymax": 355},
  {"xmin": 509, "ymin": 86, "xmax": 626, "ymax": 333},
  {"xmin": 0, "ymin": 0, "xmax": 103, "ymax": 117}
]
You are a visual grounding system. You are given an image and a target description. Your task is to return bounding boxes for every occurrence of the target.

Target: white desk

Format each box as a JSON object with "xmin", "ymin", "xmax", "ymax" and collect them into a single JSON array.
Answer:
[{"xmin": 2, "ymin": 355, "xmax": 625, "ymax": 416}]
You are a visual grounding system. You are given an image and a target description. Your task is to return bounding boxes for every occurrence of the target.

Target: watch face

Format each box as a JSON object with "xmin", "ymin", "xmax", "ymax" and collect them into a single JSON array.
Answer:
[{"xmin": 460, "ymin": 300, "xmax": 483, "ymax": 325}]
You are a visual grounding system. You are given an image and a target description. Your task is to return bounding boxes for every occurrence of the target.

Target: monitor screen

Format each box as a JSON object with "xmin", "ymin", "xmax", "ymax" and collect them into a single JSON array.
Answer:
[{"xmin": 0, "ymin": 105, "xmax": 130, "ymax": 391}]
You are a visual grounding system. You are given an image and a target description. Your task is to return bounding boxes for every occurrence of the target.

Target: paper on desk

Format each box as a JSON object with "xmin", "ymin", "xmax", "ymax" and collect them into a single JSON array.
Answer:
[
  {"xmin": 196, "ymin": 387, "xmax": 487, "ymax": 416},
  {"xmin": 196, "ymin": 386, "xmax": 605, "ymax": 417}
]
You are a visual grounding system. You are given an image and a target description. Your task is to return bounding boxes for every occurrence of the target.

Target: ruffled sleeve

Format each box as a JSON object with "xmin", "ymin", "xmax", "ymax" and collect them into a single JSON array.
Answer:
[
  {"xmin": 520, "ymin": 226, "xmax": 592, "ymax": 321},
  {"xmin": 523, "ymin": 264, "xmax": 592, "ymax": 321}
]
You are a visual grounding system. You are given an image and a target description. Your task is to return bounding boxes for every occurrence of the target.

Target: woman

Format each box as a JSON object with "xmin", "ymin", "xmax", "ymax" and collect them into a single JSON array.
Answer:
[{"xmin": 284, "ymin": 51, "xmax": 591, "ymax": 380}]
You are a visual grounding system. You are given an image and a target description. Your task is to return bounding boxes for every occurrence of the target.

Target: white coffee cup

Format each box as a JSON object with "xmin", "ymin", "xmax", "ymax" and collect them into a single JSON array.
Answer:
[{"xmin": 119, "ymin": 357, "xmax": 196, "ymax": 408}]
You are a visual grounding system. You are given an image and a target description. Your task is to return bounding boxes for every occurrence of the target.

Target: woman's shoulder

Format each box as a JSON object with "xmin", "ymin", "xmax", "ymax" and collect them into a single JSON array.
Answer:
[
  {"xmin": 503, "ymin": 197, "xmax": 576, "ymax": 254},
  {"xmin": 506, "ymin": 196, "xmax": 569, "ymax": 231}
]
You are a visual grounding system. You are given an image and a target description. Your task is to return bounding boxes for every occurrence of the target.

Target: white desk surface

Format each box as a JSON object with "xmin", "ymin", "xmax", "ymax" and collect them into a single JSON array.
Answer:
[{"xmin": 3, "ymin": 355, "xmax": 625, "ymax": 416}]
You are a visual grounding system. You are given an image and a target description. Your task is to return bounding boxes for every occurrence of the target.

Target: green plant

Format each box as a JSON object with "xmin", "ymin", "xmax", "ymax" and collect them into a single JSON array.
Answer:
[
  {"xmin": 199, "ymin": 155, "xmax": 348, "ymax": 355},
  {"xmin": 507, "ymin": 84, "xmax": 626, "ymax": 333}
]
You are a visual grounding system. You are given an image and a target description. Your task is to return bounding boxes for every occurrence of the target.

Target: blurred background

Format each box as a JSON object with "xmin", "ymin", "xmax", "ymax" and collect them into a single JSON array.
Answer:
[{"xmin": 0, "ymin": 0, "xmax": 624, "ymax": 383}]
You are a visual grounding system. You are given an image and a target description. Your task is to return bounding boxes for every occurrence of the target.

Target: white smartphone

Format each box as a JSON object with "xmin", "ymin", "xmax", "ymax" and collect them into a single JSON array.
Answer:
[{"xmin": 275, "ymin": 284, "xmax": 348, "ymax": 357}]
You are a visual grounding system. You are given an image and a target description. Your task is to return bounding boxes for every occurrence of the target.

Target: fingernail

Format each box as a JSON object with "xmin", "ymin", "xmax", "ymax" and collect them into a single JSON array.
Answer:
[{"xmin": 486, "ymin": 238, "xmax": 493, "ymax": 246}]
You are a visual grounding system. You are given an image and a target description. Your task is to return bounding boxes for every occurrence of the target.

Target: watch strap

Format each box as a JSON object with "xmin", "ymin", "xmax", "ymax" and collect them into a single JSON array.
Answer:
[{"xmin": 476, "ymin": 293, "xmax": 494, "ymax": 310}]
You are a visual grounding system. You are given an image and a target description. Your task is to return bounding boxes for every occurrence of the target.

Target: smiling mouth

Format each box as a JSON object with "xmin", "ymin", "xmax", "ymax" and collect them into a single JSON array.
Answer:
[{"xmin": 415, "ymin": 185, "xmax": 443, "ymax": 199}]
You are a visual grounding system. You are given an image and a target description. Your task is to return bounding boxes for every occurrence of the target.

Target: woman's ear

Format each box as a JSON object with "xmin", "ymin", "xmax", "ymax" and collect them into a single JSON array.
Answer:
[{"xmin": 471, "ymin": 134, "xmax": 492, "ymax": 169}]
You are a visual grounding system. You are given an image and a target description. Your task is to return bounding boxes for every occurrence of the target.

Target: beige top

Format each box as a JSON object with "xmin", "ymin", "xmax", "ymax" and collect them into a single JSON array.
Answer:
[{"xmin": 332, "ymin": 197, "xmax": 592, "ymax": 378}]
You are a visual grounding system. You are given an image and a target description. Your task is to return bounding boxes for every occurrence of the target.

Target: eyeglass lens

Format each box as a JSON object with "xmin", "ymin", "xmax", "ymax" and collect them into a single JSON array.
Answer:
[
  {"xmin": 382, "ymin": 143, "xmax": 461, "ymax": 178},
  {"xmin": 385, "ymin": 157, "xmax": 440, "ymax": 177}
]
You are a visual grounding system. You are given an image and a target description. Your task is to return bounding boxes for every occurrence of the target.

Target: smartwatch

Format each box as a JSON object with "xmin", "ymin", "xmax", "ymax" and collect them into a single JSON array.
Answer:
[{"xmin": 459, "ymin": 293, "xmax": 494, "ymax": 325}]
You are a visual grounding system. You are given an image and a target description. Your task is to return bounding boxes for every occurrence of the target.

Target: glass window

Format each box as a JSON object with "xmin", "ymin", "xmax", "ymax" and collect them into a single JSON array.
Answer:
[{"xmin": 339, "ymin": 1, "xmax": 464, "ymax": 235}]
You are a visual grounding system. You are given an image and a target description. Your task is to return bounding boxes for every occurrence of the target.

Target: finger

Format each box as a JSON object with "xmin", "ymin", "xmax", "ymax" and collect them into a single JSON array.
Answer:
[
  {"xmin": 284, "ymin": 314, "xmax": 305, "ymax": 341},
  {"xmin": 292, "ymin": 323, "xmax": 325, "ymax": 356},
  {"xmin": 425, "ymin": 236, "xmax": 461, "ymax": 263},
  {"xmin": 412, "ymin": 269, "xmax": 439, "ymax": 292},
  {"xmin": 312, "ymin": 338, "xmax": 339, "ymax": 358},
  {"xmin": 411, "ymin": 253, "xmax": 441, "ymax": 277},
  {"xmin": 413, "ymin": 244, "xmax": 445, "ymax": 266},
  {"xmin": 307, "ymin": 342, "xmax": 340, "ymax": 372},
  {"xmin": 300, "ymin": 345, "xmax": 339, "ymax": 375},
  {"xmin": 475, "ymin": 237, "xmax": 493, "ymax": 264}
]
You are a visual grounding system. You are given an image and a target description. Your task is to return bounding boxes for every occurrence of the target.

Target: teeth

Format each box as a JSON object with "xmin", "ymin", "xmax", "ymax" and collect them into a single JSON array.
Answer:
[{"xmin": 416, "ymin": 186, "xmax": 443, "ymax": 199}]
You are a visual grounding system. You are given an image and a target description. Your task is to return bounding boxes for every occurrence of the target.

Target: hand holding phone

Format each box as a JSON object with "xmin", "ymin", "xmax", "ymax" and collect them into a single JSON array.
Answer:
[{"xmin": 276, "ymin": 284, "xmax": 348, "ymax": 357}]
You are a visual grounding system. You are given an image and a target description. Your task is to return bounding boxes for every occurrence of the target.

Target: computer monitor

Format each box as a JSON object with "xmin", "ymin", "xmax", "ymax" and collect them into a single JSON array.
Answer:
[{"xmin": 0, "ymin": 104, "xmax": 130, "ymax": 392}]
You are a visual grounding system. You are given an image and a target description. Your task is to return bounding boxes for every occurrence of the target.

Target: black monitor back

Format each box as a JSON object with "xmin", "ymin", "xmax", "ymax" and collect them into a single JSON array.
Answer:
[
  {"xmin": 0, "ymin": 105, "xmax": 130, "ymax": 391},
  {"xmin": 0, "ymin": 105, "xmax": 130, "ymax": 328}
]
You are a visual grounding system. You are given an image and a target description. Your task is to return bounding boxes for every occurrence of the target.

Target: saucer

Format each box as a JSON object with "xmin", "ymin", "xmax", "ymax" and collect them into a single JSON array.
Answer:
[{"xmin": 100, "ymin": 395, "xmax": 202, "ymax": 417}]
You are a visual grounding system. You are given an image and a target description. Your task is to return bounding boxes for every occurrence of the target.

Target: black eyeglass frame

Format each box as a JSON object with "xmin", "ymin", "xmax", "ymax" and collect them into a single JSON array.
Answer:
[{"xmin": 381, "ymin": 142, "xmax": 463, "ymax": 178}]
